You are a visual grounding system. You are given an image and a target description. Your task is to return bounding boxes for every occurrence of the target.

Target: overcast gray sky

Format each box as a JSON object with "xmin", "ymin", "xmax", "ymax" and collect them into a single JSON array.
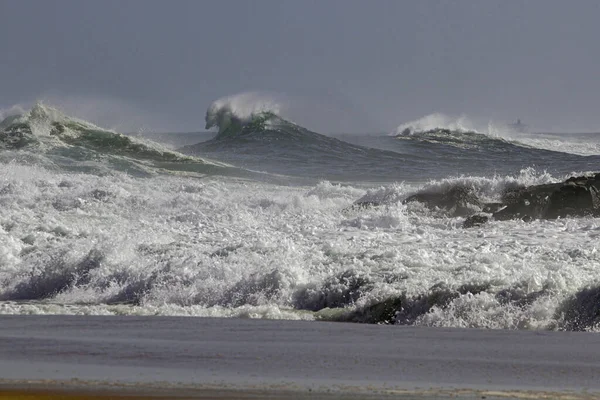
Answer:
[{"xmin": 1, "ymin": 0, "xmax": 599, "ymax": 133}]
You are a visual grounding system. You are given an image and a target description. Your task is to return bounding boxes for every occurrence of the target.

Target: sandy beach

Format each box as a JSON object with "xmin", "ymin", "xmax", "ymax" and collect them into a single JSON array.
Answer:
[{"xmin": 0, "ymin": 315, "xmax": 599, "ymax": 399}]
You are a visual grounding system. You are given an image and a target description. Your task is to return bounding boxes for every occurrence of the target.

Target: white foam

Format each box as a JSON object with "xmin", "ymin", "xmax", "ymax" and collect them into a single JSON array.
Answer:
[
  {"xmin": 0, "ymin": 104, "xmax": 26, "ymax": 126},
  {"xmin": 507, "ymin": 133, "xmax": 600, "ymax": 156},
  {"xmin": 1, "ymin": 163, "xmax": 599, "ymax": 330},
  {"xmin": 393, "ymin": 113, "xmax": 476, "ymax": 135},
  {"xmin": 205, "ymin": 92, "xmax": 282, "ymax": 133}
]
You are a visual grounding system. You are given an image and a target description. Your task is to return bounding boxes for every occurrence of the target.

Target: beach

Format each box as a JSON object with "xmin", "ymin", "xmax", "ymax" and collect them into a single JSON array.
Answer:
[{"xmin": 0, "ymin": 315, "xmax": 598, "ymax": 399}]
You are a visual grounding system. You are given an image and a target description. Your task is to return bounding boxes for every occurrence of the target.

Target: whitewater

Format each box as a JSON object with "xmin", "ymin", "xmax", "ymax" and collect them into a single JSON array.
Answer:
[{"xmin": 1, "ymin": 99, "xmax": 600, "ymax": 331}]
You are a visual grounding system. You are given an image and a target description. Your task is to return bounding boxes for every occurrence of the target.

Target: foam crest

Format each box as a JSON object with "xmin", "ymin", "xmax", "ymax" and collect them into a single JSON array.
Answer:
[
  {"xmin": 355, "ymin": 168, "xmax": 558, "ymax": 207},
  {"xmin": 205, "ymin": 92, "xmax": 282, "ymax": 134},
  {"xmin": 508, "ymin": 134, "xmax": 600, "ymax": 156},
  {"xmin": 393, "ymin": 113, "xmax": 476, "ymax": 136},
  {"xmin": 0, "ymin": 103, "xmax": 246, "ymax": 177}
]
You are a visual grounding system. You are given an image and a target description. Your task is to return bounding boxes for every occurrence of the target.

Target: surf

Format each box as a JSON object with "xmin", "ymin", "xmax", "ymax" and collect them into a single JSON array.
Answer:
[
  {"xmin": 393, "ymin": 113, "xmax": 600, "ymax": 156},
  {"xmin": 0, "ymin": 103, "xmax": 271, "ymax": 180},
  {"xmin": 181, "ymin": 94, "xmax": 437, "ymax": 182}
]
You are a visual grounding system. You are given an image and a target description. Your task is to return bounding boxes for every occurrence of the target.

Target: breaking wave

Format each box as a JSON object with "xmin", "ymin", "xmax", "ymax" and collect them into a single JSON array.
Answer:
[
  {"xmin": 205, "ymin": 92, "xmax": 282, "ymax": 138},
  {"xmin": 393, "ymin": 113, "xmax": 600, "ymax": 156},
  {"xmin": 181, "ymin": 95, "xmax": 438, "ymax": 182},
  {"xmin": 394, "ymin": 113, "xmax": 475, "ymax": 136},
  {"xmin": 1, "ymin": 167, "xmax": 599, "ymax": 331},
  {"xmin": 0, "ymin": 103, "xmax": 265, "ymax": 179}
]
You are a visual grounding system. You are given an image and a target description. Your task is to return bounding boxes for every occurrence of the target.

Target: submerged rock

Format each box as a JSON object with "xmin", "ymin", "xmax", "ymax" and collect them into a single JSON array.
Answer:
[
  {"xmin": 403, "ymin": 185, "xmax": 482, "ymax": 217},
  {"xmin": 463, "ymin": 214, "xmax": 489, "ymax": 228},
  {"xmin": 336, "ymin": 282, "xmax": 491, "ymax": 324},
  {"xmin": 559, "ymin": 285, "xmax": 600, "ymax": 331}
]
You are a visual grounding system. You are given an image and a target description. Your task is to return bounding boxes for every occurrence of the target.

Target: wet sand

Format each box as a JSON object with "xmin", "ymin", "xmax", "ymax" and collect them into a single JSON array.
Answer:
[{"xmin": 0, "ymin": 315, "xmax": 599, "ymax": 399}]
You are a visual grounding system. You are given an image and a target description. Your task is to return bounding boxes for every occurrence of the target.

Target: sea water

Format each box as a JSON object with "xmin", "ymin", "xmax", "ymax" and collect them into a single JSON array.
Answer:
[{"xmin": 1, "ymin": 99, "xmax": 599, "ymax": 331}]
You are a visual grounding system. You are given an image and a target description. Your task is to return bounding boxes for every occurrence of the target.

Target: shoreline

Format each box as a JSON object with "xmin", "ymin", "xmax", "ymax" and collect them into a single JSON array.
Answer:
[
  {"xmin": 0, "ymin": 315, "xmax": 599, "ymax": 399},
  {"xmin": 0, "ymin": 381, "xmax": 596, "ymax": 400}
]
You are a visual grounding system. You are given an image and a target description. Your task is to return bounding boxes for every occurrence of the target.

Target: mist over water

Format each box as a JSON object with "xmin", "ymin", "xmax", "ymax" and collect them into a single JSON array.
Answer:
[{"xmin": 1, "ymin": 98, "xmax": 600, "ymax": 331}]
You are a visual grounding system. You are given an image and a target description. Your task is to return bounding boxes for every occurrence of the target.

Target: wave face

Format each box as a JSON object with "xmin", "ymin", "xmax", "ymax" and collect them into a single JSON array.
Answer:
[
  {"xmin": 0, "ymin": 104, "xmax": 264, "ymax": 179},
  {"xmin": 181, "ymin": 101, "xmax": 600, "ymax": 182},
  {"xmin": 182, "ymin": 97, "xmax": 470, "ymax": 182}
]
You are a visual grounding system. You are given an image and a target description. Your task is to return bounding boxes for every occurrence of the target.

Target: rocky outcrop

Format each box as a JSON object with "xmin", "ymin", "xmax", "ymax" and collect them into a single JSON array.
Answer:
[
  {"xmin": 350, "ymin": 173, "xmax": 600, "ymax": 227},
  {"xmin": 491, "ymin": 173, "xmax": 600, "ymax": 223}
]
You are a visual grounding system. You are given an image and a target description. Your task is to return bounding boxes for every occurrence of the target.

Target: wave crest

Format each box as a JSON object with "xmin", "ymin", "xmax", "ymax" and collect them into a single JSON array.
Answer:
[
  {"xmin": 0, "ymin": 103, "xmax": 262, "ymax": 178},
  {"xmin": 393, "ymin": 113, "xmax": 476, "ymax": 136},
  {"xmin": 205, "ymin": 93, "xmax": 281, "ymax": 136}
]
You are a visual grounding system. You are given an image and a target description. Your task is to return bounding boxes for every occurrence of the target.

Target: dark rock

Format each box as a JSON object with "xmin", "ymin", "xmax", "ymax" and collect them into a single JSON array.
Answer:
[
  {"xmin": 347, "ymin": 172, "xmax": 600, "ymax": 225},
  {"xmin": 403, "ymin": 185, "xmax": 482, "ymax": 217},
  {"xmin": 482, "ymin": 203, "xmax": 503, "ymax": 213},
  {"xmin": 493, "ymin": 184, "xmax": 555, "ymax": 221},
  {"xmin": 544, "ymin": 183, "xmax": 596, "ymax": 219},
  {"xmin": 463, "ymin": 214, "xmax": 489, "ymax": 228},
  {"xmin": 492, "ymin": 173, "xmax": 600, "ymax": 221}
]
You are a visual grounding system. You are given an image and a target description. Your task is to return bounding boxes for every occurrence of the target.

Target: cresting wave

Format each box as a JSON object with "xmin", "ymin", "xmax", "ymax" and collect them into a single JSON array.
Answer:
[
  {"xmin": 182, "ymin": 94, "xmax": 437, "ymax": 182},
  {"xmin": 0, "ymin": 103, "xmax": 265, "ymax": 179},
  {"xmin": 205, "ymin": 92, "xmax": 282, "ymax": 138},
  {"xmin": 394, "ymin": 113, "xmax": 475, "ymax": 136},
  {"xmin": 393, "ymin": 113, "xmax": 600, "ymax": 156},
  {"xmin": 193, "ymin": 99, "xmax": 600, "ymax": 182}
]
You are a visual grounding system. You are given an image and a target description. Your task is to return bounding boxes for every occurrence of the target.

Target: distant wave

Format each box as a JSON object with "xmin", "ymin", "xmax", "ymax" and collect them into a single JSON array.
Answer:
[
  {"xmin": 178, "ymin": 94, "xmax": 444, "ymax": 182},
  {"xmin": 502, "ymin": 133, "xmax": 600, "ymax": 157},
  {"xmin": 392, "ymin": 113, "xmax": 518, "ymax": 152},
  {"xmin": 393, "ymin": 113, "xmax": 600, "ymax": 156},
  {"xmin": 393, "ymin": 113, "xmax": 475, "ymax": 136},
  {"xmin": 394, "ymin": 126, "xmax": 511, "ymax": 150},
  {"xmin": 0, "ymin": 103, "xmax": 265, "ymax": 179}
]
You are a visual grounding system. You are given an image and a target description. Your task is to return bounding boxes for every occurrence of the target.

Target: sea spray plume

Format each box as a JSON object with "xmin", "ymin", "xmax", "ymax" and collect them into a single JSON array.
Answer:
[
  {"xmin": 0, "ymin": 104, "xmax": 26, "ymax": 127},
  {"xmin": 35, "ymin": 94, "xmax": 167, "ymax": 133},
  {"xmin": 2, "ymin": 102, "xmax": 164, "ymax": 151},
  {"xmin": 205, "ymin": 93, "xmax": 282, "ymax": 137},
  {"xmin": 393, "ymin": 113, "xmax": 476, "ymax": 136}
]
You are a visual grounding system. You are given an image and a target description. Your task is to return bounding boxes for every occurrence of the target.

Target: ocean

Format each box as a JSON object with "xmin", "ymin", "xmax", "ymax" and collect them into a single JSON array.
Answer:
[{"xmin": 1, "ymin": 99, "xmax": 600, "ymax": 332}]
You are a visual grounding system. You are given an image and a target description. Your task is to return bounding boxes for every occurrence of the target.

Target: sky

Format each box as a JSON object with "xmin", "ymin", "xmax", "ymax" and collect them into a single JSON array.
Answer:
[{"xmin": 1, "ymin": 0, "xmax": 600, "ymax": 133}]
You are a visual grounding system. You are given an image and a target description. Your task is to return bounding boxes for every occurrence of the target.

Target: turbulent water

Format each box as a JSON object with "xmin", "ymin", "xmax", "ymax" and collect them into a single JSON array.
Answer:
[{"xmin": 1, "ymin": 99, "xmax": 600, "ymax": 331}]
